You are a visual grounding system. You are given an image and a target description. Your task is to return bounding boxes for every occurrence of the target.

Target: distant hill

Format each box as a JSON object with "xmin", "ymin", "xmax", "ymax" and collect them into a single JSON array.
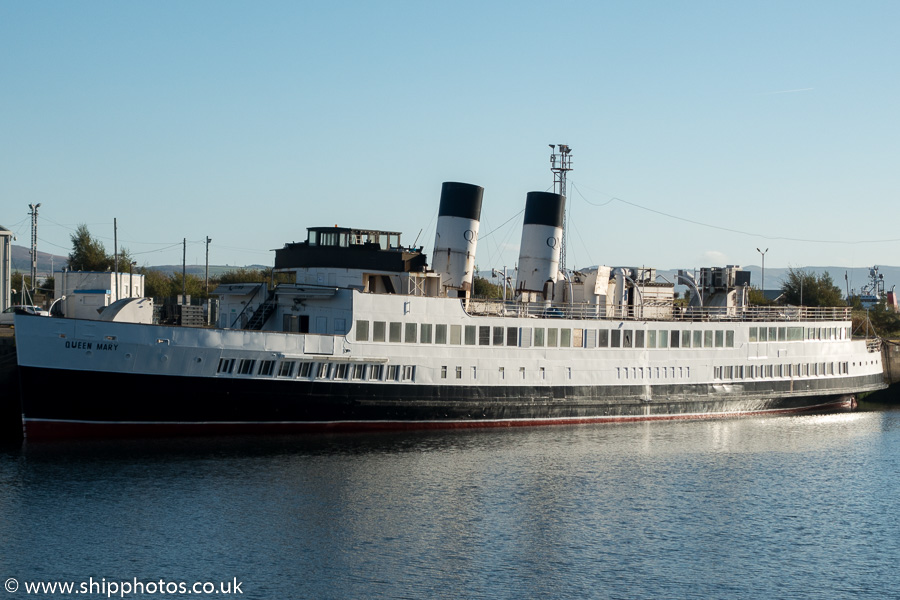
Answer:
[
  {"xmin": 9, "ymin": 245, "xmax": 267, "ymax": 279},
  {"xmin": 146, "ymin": 264, "xmax": 270, "ymax": 278},
  {"xmin": 10, "ymin": 244, "xmax": 66, "ymax": 276}
]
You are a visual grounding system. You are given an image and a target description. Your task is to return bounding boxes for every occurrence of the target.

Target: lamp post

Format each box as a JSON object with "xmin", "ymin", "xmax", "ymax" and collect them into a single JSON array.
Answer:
[{"xmin": 756, "ymin": 247, "xmax": 768, "ymax": 297}]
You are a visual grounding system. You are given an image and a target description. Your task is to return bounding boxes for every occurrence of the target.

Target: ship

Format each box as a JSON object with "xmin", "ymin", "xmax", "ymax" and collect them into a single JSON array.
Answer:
[{"xmin": 12, "ymin": 148, "xmax": 886, "ymax": 439}]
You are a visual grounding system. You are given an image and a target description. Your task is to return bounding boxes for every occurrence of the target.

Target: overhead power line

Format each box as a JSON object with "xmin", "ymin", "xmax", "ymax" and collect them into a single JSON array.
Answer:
[{"xmin": 570, "ymin": 181, "xmax": 900, "ymax": 245}]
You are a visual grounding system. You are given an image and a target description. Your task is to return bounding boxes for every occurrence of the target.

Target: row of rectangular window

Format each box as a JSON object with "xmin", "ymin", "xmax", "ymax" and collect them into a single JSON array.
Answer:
[
  {"xmin": 748, "ymin": 326, "xmax": 849, "ymax": 343},
  {"xmin": 217, "ymin": 357, "xmax": 582, "ymax": 384},
  {"xmin": 356, "ymin": 321, "xmax": 519, "ymax": 346},
  {"xmin": 618, "ymin": 366, "xmax": 691, "ymax": 380},
  {"xmin": 216, "ymin": 356, "xmax": 851, "ymax": 385},
  {"xmin": 439, "ymin": 365, "xmax": 574, "ymax": 381},
  {"xmin": 216, "ymin": 358, "xmax": 415, "ymax": 382},
  {"xmin": 356, "ymin": 320, "xmax": 743, "ymax": 349},
  {"xmin": 713, "ymin": 362, "xmax": 850, "ymax": 379}
]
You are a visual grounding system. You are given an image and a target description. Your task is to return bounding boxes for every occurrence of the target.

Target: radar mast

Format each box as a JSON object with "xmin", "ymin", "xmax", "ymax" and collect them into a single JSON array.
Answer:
[{"xmin": 549, "ymin": 144, "xmax": 572, "ymax": 272}]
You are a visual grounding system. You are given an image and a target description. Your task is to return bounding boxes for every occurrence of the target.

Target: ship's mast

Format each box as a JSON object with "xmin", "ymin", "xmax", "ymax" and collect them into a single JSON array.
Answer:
[
  {"xmin": 549, "ymin": 144, "xmax": 572, "ymax": 272},
  {"xmin": 28, "ymin": 203, "xmax": 41, "ymax": 296}
]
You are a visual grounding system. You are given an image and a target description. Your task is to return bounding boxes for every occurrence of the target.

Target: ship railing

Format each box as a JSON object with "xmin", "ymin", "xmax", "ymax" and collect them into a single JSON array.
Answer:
[{"xmin": 464, "ymin": 300, "xmax": 852, "ymax": 323}]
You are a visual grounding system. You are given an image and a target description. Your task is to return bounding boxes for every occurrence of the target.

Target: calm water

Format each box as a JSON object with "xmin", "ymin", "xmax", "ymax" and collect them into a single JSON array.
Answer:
[{"xmin": 2, "ymin": 406, "xmax": 900, "ymax": 600}]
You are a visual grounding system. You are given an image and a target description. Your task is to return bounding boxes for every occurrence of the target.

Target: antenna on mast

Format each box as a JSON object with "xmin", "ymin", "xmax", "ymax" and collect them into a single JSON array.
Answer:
[{"xmin": 549, "ymin": 144, "xmax": 572, "ymax": 272}]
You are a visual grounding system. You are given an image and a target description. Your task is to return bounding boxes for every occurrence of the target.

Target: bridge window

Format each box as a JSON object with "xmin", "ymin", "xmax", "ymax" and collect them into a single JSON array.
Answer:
[
  {"xmin": 258, "ymin": 360, "xmax": 275, "ymax": 376},
  {"xmin": 238, "ymin": 359, "xmax": 256, "ymax": 375},
  {"xmin": 278, "ymin": 361, "xmax": 296, "ymax": 377},
  {"xmin": 386, "ymin": 365, "xmax": 399, "ymax": 381},
  {"xmin": 334, "ymin": 363, "xmax": 349, "ymax": 380}
]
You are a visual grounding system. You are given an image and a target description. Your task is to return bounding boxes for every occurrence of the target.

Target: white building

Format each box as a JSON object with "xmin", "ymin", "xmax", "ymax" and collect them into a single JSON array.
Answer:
[{"xmin": 55, "ymin": 270, "xmax": 146, "ymax": 320}]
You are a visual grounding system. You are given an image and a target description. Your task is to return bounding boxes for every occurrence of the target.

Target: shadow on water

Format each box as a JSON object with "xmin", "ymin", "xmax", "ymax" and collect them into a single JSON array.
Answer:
[{"xmin": 0, "ymin": 427, "xmax": 541, "ymax": 465}]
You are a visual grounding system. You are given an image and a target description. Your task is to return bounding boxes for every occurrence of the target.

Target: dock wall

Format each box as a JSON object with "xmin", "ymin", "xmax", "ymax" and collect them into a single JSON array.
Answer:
[
  {"xmin": 0, "ymin": 335, "xmax": 23, "ymax": 442},
  {"xmin": 881, "ymin": 341, "xmax": 900, "ymax": 385}
]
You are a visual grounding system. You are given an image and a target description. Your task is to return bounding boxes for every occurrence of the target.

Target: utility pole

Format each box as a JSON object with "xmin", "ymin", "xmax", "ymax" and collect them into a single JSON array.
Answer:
[
  {"xmin": 114, "ymin": 217, "xmax": 118, "ymax": 301},
  {"xmin": 205, "ymin": 236, "xmax": 211, "ymax": 297},
  {"xmin": 182, "ymin": 238, "xmax": 187, "ymax": 305},
  {"xmin": 205, "ymin": 236, "xmax": 212, "ymax": 326},
  {"xmin": 756, "ymin": 247, "xmax": 768, "ymax": 297},
  {"xmin": 28, "ymin": 203, "xmax": 40, "ymax": 296}
]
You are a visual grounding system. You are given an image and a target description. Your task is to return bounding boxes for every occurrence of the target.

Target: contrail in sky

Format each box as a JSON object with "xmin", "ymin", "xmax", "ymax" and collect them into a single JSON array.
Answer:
[{"xmin": 759, "ymin": 87, "xmax": 814, "ymax": 95}]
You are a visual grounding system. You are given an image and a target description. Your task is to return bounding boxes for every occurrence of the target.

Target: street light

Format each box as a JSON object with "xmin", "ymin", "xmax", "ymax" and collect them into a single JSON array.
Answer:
[{"xmin": 756, "ymin": 248, "xmax": 768, "ymax": 297}]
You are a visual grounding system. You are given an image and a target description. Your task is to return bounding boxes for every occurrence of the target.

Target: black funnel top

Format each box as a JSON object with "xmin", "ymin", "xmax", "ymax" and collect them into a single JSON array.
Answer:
[
  {"xmin": 523, "ymin": 191, "xmax": 565, "ymax": 227},
  {"xmin": 439, "ymin": 182, "xmax": 484, "ymax": 220}
]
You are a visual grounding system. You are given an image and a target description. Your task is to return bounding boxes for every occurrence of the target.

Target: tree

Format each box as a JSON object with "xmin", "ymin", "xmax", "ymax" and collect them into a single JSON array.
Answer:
[
  {"xmin": 10, "ymin": 272, "xmax": 32, "ymax": 302},
  {"xmin": 113, "ymin": 247, "xmax": 135, "ymax": 272},
  {"xmin": 215, "ymin": 268, "xmax": 292, "ymax": 286},
  {"xmin": 217, "ymin": 268, "xmax": 265, "ymax": 284},
  {"xmin": 780, "ymin": 268, "xmax": 845, "ymax": 307},
  {"xmin": 749, "ymin": 287, "xmax": 774, "ymax": 305},
  {"xmin": 473, "ymin": 275, "xmax": 502, "ymax": 299},
  {"xmin": 854, "ymin": 299, "xmax": 900, "ymax": 337},
  {"xmin": 40, "ymin": 276, "xmax": 55, "ymax": 295},
  {"xmin": 68, "ymin": 224, "xmax": 111, "ymax": 271},
  {"xmin": 170, "ymin": 272, "xmax": 205, "ymax": 299},
  {"xmin": 67, "ymin": 224, "xmax": 135, "ymax": 272},
  {"xmin": 141, "ymin": 269, "xmax": 173, "ymax": 299}
]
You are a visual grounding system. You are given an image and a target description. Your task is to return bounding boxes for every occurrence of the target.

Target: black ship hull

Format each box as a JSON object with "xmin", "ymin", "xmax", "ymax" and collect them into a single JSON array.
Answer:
[{"xmin": 19, "ymin": 366, "xmax": 880, "ymax": 439}]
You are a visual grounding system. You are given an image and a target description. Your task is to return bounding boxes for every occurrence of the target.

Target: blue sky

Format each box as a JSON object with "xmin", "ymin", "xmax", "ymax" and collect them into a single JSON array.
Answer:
[{"xmin": 2, "ymin": 1, "xmax": 898, "ymax": 273}]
